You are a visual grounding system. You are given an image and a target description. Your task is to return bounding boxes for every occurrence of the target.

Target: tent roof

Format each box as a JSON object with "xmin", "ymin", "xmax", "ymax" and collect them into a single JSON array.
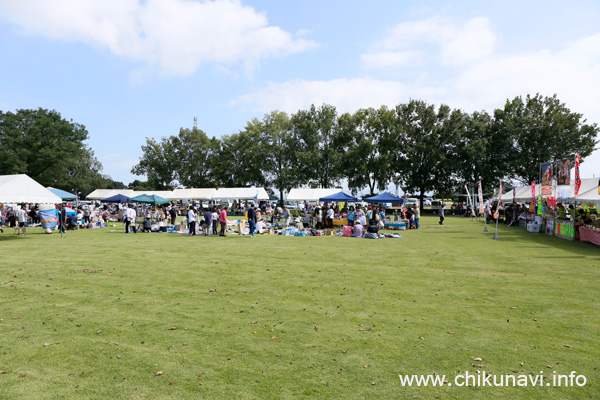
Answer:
[
  {"xmin": 100, "ymin": 194, "xmax": 130, "ymax": 203},
  {"xmin": 87, "ymin": 189, "xmax": 135, "ymax": 200},
  {"xmin": 319, "ymin": 191, "xmax": 361, "ymax": 202},
  {"xmin": 48, "ymin": 187, "xmax": 77, "ymax": 200},
  {"xmin": 0, "ymin": 174, "xmax": 63, "ymax": 204},
  {"xmin": 211, "ymin": 187, "xmax": 269, "ymax": 200},
  {"xmin": 129, "ymin": 194, "xmax": 171, "ymax": 205},
  {"xmin": 363, "ymin": 192, "xmax": 404, "ymax": 204},
  {"xmin": 287, "ymin": 188, "xmax": 342, "ymax": 202},
  {"xmin": 573, "ymin": 178, "xmax": 600, "ymax": 202},
  {"xmin": 168, "ymin": 188, "xmax": 216, "ymax": 200},
  {"xmin": 499, "ymin": 178, "xmax": 598, "ymax": 203}
]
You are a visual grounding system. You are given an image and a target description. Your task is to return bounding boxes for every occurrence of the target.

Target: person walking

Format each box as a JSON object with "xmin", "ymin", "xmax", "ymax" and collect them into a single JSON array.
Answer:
[
  {"xmin": 125, "ymin": 204, "xmax": 137, "ymax": 233},
  {"xmin": 326, "ymin": 205, "xmax": 334, "ymax": 228},
  {"xmin": 247, "ymin": 205, "xmax": 257, "ymax": 237},
  {"xmin": 439, "ymin": 202, "xmax": 446, "ymax": 225},
  {"xmin": 219, "ymin": 206, "xmax": 228, "ymax": 236},
  {"xmin": 212, "ymin": 207, "xmax": 219, "ymax": 235},
  {"xmin": 187, "ymin": 206, "xmax": 197, "ymax": 236},
  {"xmin": 203, "ymin": 209, "xmax": 212, "ymax": 236},
  {"xmin": 17, "ymin": 205, "xmax": 27, "ymax": 235}
]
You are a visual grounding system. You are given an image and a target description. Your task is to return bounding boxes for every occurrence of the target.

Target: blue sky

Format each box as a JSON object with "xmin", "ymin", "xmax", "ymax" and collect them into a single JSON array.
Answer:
[{"xmin": 1, "ymin": 0, "xmax": 599, "ymax": 187}]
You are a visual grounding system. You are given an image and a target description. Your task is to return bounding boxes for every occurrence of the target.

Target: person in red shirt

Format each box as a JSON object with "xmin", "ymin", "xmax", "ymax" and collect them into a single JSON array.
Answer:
[{"xmin": 219, "ymin": 206, "xmax": 228, "ymax": 237}]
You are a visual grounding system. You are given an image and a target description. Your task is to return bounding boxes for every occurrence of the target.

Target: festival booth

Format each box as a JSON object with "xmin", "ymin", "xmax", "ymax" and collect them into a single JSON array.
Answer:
[
  {"xmin": 211, "ymin": 188, "xmax": 270, "ymax": 233},
  {"xmin": 573, "ymin": 180, "xmax": 600, "ymax": 246},
  {"xmin": 287, "ymin": 188, "xmax": 342, "ymax": 202},
  {"xmin": 363, "ymin": 192, "xmax": 407, "ymax": 230},
  {"xmin": 0, "ymin": 174, "xmax": 63, "ymax": 232},
  {"xmin": 318, "ymin": 191, "xmax": 361, "ymax": 230}
]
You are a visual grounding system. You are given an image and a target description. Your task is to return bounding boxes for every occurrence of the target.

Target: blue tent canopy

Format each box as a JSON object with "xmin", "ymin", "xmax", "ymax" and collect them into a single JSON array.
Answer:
[
  {"xmin": 363, "ymin": 192, "xmax": 405, "ymax": 204},
  {"xmin": 319, "ymin": 191, "xmax": 361, "ymax": 202},
  {"xmin": 48, "ymin": 188, "xmax": 77, "ymax": 200},
  {"xmin": 100, "ymin": 194, "xmax": 130, "ymax": 203}
]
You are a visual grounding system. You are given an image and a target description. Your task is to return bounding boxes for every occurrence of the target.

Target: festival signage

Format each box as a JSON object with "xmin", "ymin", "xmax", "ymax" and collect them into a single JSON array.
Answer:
[
  {"xmin": 530, "ymin": 182, "xmax": 535, "ymax": 212},
  {"xmin": 556, "ymin": 159, "xmax": 571, "ymax": 185},
  {"xmin": 540, "ymin": 162, "xmax": 553, "ymax": 197},
  {"xmin": 574, "ymin": 154, "xmax": 581, "ymax": 195},
  {"xmin": 478, "ymin": 181, "xmax": 484, "ymax": 214}
]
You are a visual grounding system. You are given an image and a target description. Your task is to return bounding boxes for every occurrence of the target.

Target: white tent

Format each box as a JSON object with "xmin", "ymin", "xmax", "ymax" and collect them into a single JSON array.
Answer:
[
  {"xmin": 211, "ymin": 187, "xmax": 269, "ymax": 200},
  {"xmin": 167, "ymin": 188, "xmax": 216, "ymax": 200},
  {"xmin": 574, "ymin": 179, "xmax": 600, "ymax": 203},
  {"xmin": 287, "ymin": 188, "xmax": 342, "ymax": 202},
  {"xmin": 86, "ymin": 189, "xmax": 135, "ymax": 200},
  {"xmin": 0, "ymin": 174, "xmax": 63, "ymax": 204},
  {"xmin": 131, "ymin": 190, "xmax": 173, "ymax": 199},
  {"xmin": 500, "ymin": 185, "xmax": 539, "ymax": 202}
]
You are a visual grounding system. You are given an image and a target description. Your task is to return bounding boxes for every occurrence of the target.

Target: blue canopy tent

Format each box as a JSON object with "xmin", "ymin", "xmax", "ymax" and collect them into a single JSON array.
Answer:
[
  {"xmin": 48, "ymin": 188, "xmax": 77, "ymax": 200},
  {"xmin": 318, "ymin": 191, "xmax": 361, "ymax": 202},
  {"xmin": 100, "ymin": 194, "xmax": 130, "ymax": 203},
  {"xmin": 129, "ymin": 194, "xmax": 171, "ymax": 206},
  {"xmin": 363, "ymin": 192, "xmax": 404, "ymax": 205}
]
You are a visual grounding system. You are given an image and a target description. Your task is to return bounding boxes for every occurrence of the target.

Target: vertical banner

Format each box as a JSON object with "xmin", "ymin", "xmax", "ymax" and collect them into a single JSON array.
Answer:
[
  {"xmin": 530, "ymin": 182, "xmax": 535, "ymax": 212},
  {"xmin": 494, "ymin": 183, "xmax": 503, "ymax": 218},
  {"xmin": 540, "ymin": 162, "xmax": 553, "ymax": 197},
  {"xmin": 556, "ymin": 159, "xmax": 571, "ymax": 185},
  {"xmin": 512, "ymin": 188, "xmax": 516, "ymax": 204},
  {"xmin": 478, "ymin": 181, "xmax": 484, "ymax": 214},
  {"xmin": 574, "ymin": 154, "xmax": 581, "ymax": 195}
]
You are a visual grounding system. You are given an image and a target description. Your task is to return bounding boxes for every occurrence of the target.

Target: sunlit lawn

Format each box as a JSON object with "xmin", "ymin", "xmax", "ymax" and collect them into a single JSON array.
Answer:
[{"xmin": 0, "ymin": 217, "xmax": 598, "ymax": 399}]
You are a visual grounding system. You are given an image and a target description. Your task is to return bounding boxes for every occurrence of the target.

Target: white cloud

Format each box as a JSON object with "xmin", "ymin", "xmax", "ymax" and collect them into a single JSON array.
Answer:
[
  {"xmin": 362, "ymin": 16, "xmax": 496, "ymax": 69},
  {"xmin": 0, "ymin": 0, "xmax": 316, "ymax": 76},
  {"xmin": 232, "ymin": 78, "xmax": 414, "ymax": 115}
]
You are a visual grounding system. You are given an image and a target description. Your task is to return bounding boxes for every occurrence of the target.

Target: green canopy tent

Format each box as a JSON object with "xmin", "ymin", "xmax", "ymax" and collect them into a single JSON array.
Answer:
[{"xmin": 129, "ymin": 194, "xmax": 171, "ymax": 206}]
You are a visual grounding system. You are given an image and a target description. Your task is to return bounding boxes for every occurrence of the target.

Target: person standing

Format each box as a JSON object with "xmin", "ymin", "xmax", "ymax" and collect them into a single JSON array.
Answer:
[
  {"xmin": 347, "ymin": 205, "xmax": 355, "ymax": 227},
  {"xmin": 439, "ymin": 202, "xmax": 446, "ymax": 225},
  {"xmin": 203, "ymin": 209, "xmax": 212, "ymax": 236},
  {"xmin": 125, "ymin": 204, "xmax": 137, "ymax": 233},
  {"xmin": 83, "ymin": 206, "xmax": 90, "ymax": 225},
  {"xmin": 219, "ymin": 206, "xmax": 228, "ymax": 236},
  {"xmin": 415, "ymin": 205, "xmax": 421, "ymax": 229},
  {"xmin": 17, "ymin": 205, "xmax": 27, "ymax": 235},
  {"xmin": 282, "ymin": 206, "xmax": 291, "ymax": 227},
  {"xmin": 247, "ymin": 205, "xmax": 257, "ymax": 237},
  {"xmin": 212, "ymin": 207, "xmax": 219, "ymax": 235},
  {"xmin": 326, "ymin": 205, "xmax": 334, "ymax": 228},
  {"xmin": 187, "ymin": 206, "xmax": 197, "ymax": 236}
]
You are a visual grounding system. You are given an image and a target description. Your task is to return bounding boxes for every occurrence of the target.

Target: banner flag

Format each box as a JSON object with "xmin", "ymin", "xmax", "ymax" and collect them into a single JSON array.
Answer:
[
  {"xmin": 478, "ymin": 182, "xmax": 484, "ymax": 214},
  {"xmin": 575, "ymin": 154, "xmax": 581, "ymax": 195}
]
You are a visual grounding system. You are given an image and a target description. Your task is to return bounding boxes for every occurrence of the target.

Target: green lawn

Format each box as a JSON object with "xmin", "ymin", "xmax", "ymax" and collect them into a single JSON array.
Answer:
[{"xmin": 0, "ymin": 217, "xmax": 598, "ymax": 399}]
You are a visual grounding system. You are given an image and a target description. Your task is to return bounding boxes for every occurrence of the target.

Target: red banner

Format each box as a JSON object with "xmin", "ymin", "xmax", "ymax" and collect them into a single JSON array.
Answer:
[{"xmin": 575, "ymin": 154, "xmax": 581, "ymax": 195}]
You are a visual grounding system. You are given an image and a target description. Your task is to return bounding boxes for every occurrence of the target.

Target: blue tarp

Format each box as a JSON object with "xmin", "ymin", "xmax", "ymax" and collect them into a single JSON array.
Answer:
[
  {"xmin": 48, "ymin": 188, "xmax": 77, "ymax": 200},
  {"xmin": 100, "ymin": 194, "xmax": 130, "ymax": 203},
  {"xmin": 363, "ymin": 192, "xmax": 405, "ymax": 204},
  {"xmin": 318, "ymin": 191, "xmax": 361, "ymax": 202}
]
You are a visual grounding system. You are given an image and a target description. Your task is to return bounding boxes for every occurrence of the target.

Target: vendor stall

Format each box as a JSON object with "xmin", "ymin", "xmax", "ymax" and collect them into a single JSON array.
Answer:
[{"xmin": 579, "ymin": 226, "xmax": 600, "ymax": 246}]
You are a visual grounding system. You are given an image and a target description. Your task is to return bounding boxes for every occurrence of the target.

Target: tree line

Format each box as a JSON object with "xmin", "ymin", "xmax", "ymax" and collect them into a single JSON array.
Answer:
[
  {"xmin": 0, "ymin": 94, "xmax": 597, "ymax": 204},
  {"xmin": 132, "ymin": 94, "xmax": 598, "ymax": 205}
]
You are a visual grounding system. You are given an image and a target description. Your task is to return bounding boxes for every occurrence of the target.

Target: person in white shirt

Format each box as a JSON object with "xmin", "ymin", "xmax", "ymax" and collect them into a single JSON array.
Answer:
[
  {"xmin": 187, "ymin": 206, "xmax": 197, "ymax": 236},
  {"xmin": 125, "ymin": 204, "xmax": 137, "ymax": 233},
  {"xmin": 17, "ymin": 205, "xmax": 28, "ymax": 235}
]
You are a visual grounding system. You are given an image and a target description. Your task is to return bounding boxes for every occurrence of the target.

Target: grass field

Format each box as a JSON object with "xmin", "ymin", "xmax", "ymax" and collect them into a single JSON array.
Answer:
[{"xmin": 0, "ymin": 217, "xmax": 598, "ymax": 399}]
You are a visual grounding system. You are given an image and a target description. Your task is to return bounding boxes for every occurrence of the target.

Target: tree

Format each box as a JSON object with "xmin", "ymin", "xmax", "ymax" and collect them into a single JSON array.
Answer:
[
  {"xmin": 395, "ymin": 100, "xmax": 458, "ymax": 207},
  {"xmin": 170, "ymin": 127, "xmax": 216, "ymax": 188},
  {"xmin": 341, "ymin": 106, "xmax": 396, "ymax": 195},
  {"xmin": 212, "ymin": 125, "xmax": 268, "ymax": 187},
  {"xmin": 495, "ymin": 94, "xmax": 598, "ymax": 184},
  {"xmin": 0, "ymin": 108, "xmax": 101, "ymax": 191},
  {"xmin": 131, "ymin": 137, "xmax": 177, "ymax": 189},
  {"xmin": 291, "ymin": 104, "xmax": 343, "ymax": 188},
  {"xmin": 260, "ymin": 111, "xmax": 300, "ymax": 204}
]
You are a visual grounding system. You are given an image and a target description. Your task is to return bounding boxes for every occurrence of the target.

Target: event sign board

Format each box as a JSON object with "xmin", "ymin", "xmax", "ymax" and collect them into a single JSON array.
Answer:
[
  {"xmin": 540, "ymin": 162, "xmax": 553, "ymax": 197},
  {"xmin": 556, "ymin": 159, "xmax": 571, "ymax": 185}
]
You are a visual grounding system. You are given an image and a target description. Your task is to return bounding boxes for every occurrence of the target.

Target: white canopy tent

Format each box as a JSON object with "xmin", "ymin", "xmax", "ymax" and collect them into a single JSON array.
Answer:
[
  {"xmin": 0, "ymin": 174, "xmax": 63, "ymax": 204},
  {"xmin": 499, "ymin": 178, "xmax": 598, "ymax": 203},
  {"xmin": 131, "ymin": 190, "xmax": 173, "ymax": 199},
  {"xmin": 286, "ymin": 188, "xmax": 342, "ymax": 202},
  {"xmin": 86, "ymin": 189, "xmax": 134, "ymax": 200},
  {"xmin": 211, "ymin": 187, "xmax": 269, "ymax": 200},
  {"xmin": 168, "ymin": 188, "xmax": 216, "ymax": 200}
]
